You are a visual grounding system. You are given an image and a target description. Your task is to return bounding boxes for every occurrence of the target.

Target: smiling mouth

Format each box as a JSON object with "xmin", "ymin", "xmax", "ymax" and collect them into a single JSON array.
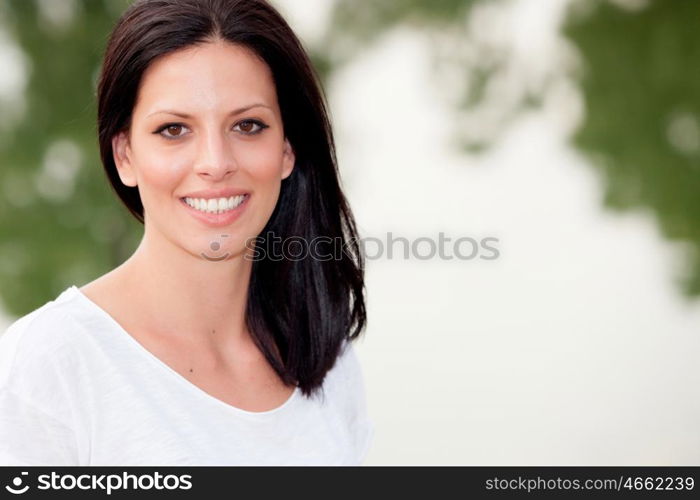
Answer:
[
  {"xmin": 180, "ymin": 194, "xmax": 249, "ymax": 214},
  {"xmin": 200, "ymin": 252, "xmax": 230, "ymax": 261}
]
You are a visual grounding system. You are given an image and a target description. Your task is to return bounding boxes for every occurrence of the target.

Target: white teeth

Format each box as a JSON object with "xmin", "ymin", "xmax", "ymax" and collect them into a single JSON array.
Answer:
[{"xmin": 183, "ymin": 195, "xmax": 247, "ymax": 214}]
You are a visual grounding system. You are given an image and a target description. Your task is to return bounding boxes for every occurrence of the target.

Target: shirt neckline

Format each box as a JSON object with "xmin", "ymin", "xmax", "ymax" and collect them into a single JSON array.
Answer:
[{"xmin": 65, "ymin": 285, "xmax": 300, "ymax": 418}]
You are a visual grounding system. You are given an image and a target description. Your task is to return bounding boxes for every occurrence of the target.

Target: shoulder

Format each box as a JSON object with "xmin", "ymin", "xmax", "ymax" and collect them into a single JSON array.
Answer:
[
  {"xmin": 1, "ymin": 286, "xmax": 85, "ymax": 359},
  {"xmin": 0, "ymin": 286, "xmax": 88, "ymax": 406},
  {"xmin": 322, "ymin": 339, "xmax": 370, "ymax": 419},
  {"xmin": 336, "ymin": 339, "xmax": 366, "ymax": 387},
  {"xmin": 0, "ymin": 287, "xmax": 87, "ymax": 465},
  {"xmin": 323, "ymin": 339, "xmax": 374, "ymax": 463},
  {"xmin": 323, "ymin": 340, "xmax": 365, "ymax": 391}
]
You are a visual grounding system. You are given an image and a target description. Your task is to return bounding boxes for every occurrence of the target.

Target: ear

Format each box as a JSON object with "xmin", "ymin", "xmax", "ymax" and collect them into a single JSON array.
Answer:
[
  {"xmin": 281, "ymin": 137, "xmax": 295, "ymax": 180},
  {"xmin": 112, "ymin": 131, "xmax": 138, "ymax": 187}
]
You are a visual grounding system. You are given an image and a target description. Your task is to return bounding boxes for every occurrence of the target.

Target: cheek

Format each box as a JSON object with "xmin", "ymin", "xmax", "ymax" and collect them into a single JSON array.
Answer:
[
  {"xmin": 240, "ymin": 141, "xmax": 287, "ymax": 185},
  {"xmin": 133, "ymin": 148, "xmax": 189, "ymax": 197}
]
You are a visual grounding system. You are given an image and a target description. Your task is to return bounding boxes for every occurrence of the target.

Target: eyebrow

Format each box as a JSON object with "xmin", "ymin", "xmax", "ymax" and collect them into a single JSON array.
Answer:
[{"xmin": 146, "ymin": 103, "xmax": 271, "ymax": 119}]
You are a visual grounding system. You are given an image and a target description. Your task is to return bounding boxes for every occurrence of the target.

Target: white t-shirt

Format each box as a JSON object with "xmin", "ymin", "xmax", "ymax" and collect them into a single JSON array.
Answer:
[{"xmin": 0, "ymin": 285, "xmax": 374, "ymax": 466}]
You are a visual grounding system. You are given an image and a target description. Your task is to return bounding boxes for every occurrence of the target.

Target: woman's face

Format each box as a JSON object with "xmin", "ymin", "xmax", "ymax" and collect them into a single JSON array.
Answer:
[{"xmin": 112, "ymin": 39, "xmax": 295, "ymax": 261}]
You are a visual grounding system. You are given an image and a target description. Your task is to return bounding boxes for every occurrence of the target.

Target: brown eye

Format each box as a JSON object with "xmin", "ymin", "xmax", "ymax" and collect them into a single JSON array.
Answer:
[
  {"xmin": 239, "ymin": 121, "xmax": 255, "ymax": 133},
  {"xmin": 166, "ymin": 125, "xmax": 183, "ymax": 136},
  {"xmin": 155, "ymin": 123, "xmax": 189, "ymax": 139},
  {"xmin": 234, "ymin": 119, "xmax": 267, "ymax": 135}
]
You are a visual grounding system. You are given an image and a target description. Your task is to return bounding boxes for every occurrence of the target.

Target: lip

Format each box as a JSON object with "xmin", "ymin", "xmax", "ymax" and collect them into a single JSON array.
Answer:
[
  {"xmin": 180, "ymin": 187, "xmax": 250, "ymax": 199},
  {"xmin": 179, "ymin": 194, "xmax": 250, "ymax": 228}
]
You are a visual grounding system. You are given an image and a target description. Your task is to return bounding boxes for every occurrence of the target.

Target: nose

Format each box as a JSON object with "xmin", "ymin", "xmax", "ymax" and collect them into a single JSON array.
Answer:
[{"xmin": 193, "ymin": 127, "xmax": 238, "ymax": 181}]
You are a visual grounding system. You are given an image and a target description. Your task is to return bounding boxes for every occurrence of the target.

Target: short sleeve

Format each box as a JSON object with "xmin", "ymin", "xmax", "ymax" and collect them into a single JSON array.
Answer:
[
  {"xmin": 0, "ymin": 307, "xmax": 82, "ymax": 466},
  {"xmin": 0, "ymin": 387, "xmax": 79, "ymax": 466}
]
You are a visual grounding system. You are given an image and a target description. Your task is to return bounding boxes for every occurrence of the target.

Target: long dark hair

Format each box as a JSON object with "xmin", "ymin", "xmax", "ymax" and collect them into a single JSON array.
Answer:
[{"xmin": 97, "ymin": 0, "xmax": 366, "ymax": 398}]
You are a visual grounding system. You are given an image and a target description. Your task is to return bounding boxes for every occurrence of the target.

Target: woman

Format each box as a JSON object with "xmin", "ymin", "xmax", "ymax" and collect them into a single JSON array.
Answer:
[{"xmin": 0, "ymin": 0, "xmax": 373, "ymax": 465}]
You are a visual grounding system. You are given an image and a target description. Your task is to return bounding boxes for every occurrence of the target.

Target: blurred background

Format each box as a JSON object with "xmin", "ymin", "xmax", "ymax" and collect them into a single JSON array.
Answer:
[{"xmin": 1, "ymin": 0, "xmax": 699, "ymax": 464}]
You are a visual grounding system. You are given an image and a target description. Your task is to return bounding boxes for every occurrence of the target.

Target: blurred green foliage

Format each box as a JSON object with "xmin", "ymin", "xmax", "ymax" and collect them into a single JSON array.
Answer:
[
  {"xmin": 0, "ymin": 0, "xmax": 140, "ymax": 316},
  {"xmin": 565, "ymin": 0, "xmax": 700, "ymax": 297}
]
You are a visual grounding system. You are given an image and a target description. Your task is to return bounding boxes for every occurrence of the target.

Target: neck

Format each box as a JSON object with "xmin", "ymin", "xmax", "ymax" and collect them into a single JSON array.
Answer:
[{"xmin": 118, "ymin": 227, "xmax": 253, "ymax": 349}]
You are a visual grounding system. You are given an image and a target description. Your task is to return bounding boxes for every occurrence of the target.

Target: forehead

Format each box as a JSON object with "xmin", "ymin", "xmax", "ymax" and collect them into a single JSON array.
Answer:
[{"xmin": 134, "ymin": 40, "xmax": 277, "ymax": 115}]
